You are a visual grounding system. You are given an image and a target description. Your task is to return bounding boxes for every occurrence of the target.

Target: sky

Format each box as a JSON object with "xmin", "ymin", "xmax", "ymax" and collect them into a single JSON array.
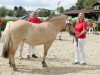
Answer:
[{"xmin": 0, "ymin": 0, "xmax": 77, "ymax": 11}]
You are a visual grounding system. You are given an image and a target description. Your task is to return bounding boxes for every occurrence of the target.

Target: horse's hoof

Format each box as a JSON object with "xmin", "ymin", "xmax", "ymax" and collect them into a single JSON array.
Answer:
[
  {"xmin": 19, "ymin": 57, "xmax": 22, "ymax": 60},
  {"xmin": 43, "ymin": 64, "xmax": 47, "ymax": 68},
  {"xmin": 42, "ymin": 61, "xmax": 47, "ymax": 67},
  {"xmin": 13, "ymin": 67, "xmax": 17, "ymax": 71}
]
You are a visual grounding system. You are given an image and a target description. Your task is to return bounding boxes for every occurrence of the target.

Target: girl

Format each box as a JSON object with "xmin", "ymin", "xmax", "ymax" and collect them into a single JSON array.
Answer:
[{"xmin": 74, "ymin": 13, "xmax": 87, "ymax": 65}]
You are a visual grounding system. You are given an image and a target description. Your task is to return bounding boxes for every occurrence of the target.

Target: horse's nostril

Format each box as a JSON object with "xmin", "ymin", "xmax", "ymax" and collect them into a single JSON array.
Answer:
[{"xmin": 70, "ymin": 31, "xmax": 75, "ymax": 36}]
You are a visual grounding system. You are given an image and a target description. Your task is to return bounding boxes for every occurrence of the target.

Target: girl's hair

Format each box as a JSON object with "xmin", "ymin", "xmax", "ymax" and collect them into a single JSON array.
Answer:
[
  {"xmin": 31, "ymin": 11, "xmax": 37, "ymax": 17},
  {"xmin": 77, "ymin": 12, "xmax": 85, "ymax": 21}
]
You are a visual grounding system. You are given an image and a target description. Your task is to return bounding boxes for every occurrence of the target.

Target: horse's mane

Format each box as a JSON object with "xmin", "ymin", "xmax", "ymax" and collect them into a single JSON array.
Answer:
[{"xmin": 44, "ymin": 14, "xmax": 67, "ymax": 22}]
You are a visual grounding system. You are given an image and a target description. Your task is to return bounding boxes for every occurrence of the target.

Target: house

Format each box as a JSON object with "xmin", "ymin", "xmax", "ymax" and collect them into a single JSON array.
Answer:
[
  {"xmin": 63, "ymin": 9, "xmax": 95, "ymax": 19},
  {"xmin": 63, "ymin": 1, "xmax": 100, "ymax": 22},
  {"xmin": 92, "ymin": 1, "xmax": 100, "ymax": 22}
]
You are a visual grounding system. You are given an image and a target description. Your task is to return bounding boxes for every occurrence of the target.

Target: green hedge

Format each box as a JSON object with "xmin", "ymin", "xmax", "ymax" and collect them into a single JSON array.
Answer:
[
  {"xmin": 1, "ymin": 18, "xmax": 100, "ymax": 31},
  {"xmin": 96, "ymin": 22, "xmax": 100, "ymax": 31},
  {"xmin": 0, "ymin": 18, "xmax": 44, "ymax": 31},
  {"xmin": 0, "ymin": 18, "xmax": 16, "ymax": 31},
  {"xmin": 72, "ymin": 20, "xmax": 100, "ymax": 31}
]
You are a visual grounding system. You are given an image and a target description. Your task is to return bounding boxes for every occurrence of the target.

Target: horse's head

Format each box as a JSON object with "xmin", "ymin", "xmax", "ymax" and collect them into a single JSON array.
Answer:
[
  {"xmin": 60, "ymin": 15, "xmax": 75, "ymax": 36},
  {"xmin": 46, "ymin": 14, "xmax": 75, "ymax": 36}
]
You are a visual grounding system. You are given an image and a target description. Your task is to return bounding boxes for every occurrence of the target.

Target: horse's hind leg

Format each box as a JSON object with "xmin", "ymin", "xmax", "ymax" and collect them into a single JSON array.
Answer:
[
  {"xmin": 42, "ymin": 41, "xmax": 53, "ymax": 67},
  {"xmin": 9, "ymin": 43, "xmax": 19, "ymax": 70},
  {"xmin": 19, "ymin": 42, "xmax": 24, "ymax": 60}
]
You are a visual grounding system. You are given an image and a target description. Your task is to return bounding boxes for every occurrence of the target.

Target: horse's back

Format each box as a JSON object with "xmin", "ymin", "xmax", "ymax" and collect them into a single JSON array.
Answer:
[{"xmin": 6, "ymin": 20, "xmax": 57, "ymax": 45}]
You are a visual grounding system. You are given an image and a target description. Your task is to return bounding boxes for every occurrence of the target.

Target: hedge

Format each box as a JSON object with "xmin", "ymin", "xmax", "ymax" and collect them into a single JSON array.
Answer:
[
  {"xmin": 72, "ymin": 20, "xmax": 100, "ymax": 31},
  {"xmin": 96, "ymin": 22, "xmax": 100, "ymax": 31},
  {"xmin": 0, "ymin": 18, "xmax": 16, "ymax": 31},
  {"xmin": 0, "ymin": 18, "xmax": 44, "ymax": 31},
  {"xmin": 0, "ymin": 18, "xmax": 100, "ymax": 31}
]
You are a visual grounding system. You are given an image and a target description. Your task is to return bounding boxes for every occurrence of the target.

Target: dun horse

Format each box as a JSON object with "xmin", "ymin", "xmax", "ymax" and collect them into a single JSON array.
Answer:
[{"xmin": 1, "ymin": 14, "xmax": 74, "ymax": 70}]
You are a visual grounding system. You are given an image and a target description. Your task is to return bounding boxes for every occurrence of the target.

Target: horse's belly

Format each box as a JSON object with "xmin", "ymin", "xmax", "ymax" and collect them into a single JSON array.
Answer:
[
  {"xmin": 24, "ymin": 30, "xmax": 57, "ymax": 45},
  {"xmin": 25, "ymin": 37, "xmax": 55, "ymax": 46}
]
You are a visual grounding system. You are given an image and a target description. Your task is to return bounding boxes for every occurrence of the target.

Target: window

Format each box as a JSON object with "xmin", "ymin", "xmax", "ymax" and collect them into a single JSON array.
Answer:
[
  {"xmin": 94, "ymin": 5, "xmax": 100, "ymax": 10},
  {"xmin": 99, "ymin": 6, "xmax": 100, "ymax": 10},
  {"xmin": 97, "ymin": 6, "xmax": 99, "ymax": 10},
  {"xmin": 94, "ymin": 6, "xmax": 97, "ymax": 10}
]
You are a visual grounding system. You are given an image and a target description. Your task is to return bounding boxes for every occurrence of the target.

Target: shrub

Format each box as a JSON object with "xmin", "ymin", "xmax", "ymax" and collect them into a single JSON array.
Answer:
[
  {"xmin": 96, "ymin": 22, "xmax": 100, "ymax": 31},
  {"xmin": 72, "ymin": 20, "xmax": 77, "ymax": 27},
  {"xmin": 0, "ymin": 18, "xmax": 17, "ymax": 31}
]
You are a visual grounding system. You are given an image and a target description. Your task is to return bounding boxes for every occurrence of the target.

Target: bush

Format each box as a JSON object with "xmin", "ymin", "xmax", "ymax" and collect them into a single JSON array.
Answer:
[
  {"xmin": 72, "ymin": 20, "xmax": 100, "ymax": 31},
  {"xmin": 96, "ymin": 22, "xmax": 100, "ymax": 31},
  {"xmin": 0, "ymin": 18, "xmax": 16, "ymax": 31},
  {"xmin": 72, "ymin": 20, "xmax": 77, "ymax": 27}
]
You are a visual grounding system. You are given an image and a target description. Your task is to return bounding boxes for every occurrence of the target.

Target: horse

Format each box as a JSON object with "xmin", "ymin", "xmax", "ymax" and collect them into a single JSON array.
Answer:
[
  {"xmin": 18, "ymin": 16, "xmax": 74, "ymax": 59},
  {"xmin": 1, "ymin": 14, "xmax": 74, "ymax": 70}
]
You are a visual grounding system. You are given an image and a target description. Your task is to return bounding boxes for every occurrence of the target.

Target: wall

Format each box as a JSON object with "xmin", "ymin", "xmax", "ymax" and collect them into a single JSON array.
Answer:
[{"xmin": 98, "ymin": 14, "xmax": 100, "ymax": 22}]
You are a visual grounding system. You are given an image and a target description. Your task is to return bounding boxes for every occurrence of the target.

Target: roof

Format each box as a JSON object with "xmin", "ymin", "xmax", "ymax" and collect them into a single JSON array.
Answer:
[
  {"xmin": 92, "ymin": 1, "xmax": 100, "ymax": 6},
  {"xmin": 63, "ymin": 9, "xmax": 95, "ymax": 15}
]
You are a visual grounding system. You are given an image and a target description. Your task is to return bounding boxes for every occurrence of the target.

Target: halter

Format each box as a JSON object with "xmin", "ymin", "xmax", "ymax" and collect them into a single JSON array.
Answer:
[
  {"xmin": 66, "ymin": 20, "xmax": 79, "ymax": 46},
  {"xmin": 65, "ymin": 22, "xmax": 78, "ymax": 46},
  {"xmin": 64, "ymin": 19, "xmax": 76, "ymax": 36}
]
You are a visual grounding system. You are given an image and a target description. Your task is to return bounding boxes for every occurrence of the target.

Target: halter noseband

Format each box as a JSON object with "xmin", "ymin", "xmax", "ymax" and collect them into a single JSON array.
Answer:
[{"xmin": 65, "ymin": 22, "xmax": 76, "ymax": 36}]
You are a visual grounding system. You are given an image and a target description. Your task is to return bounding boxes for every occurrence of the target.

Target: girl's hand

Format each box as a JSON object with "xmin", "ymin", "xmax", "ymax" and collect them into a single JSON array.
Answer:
[{"xmin": 75, "ymin": 34, "xmax": 79, "ymax": 38}]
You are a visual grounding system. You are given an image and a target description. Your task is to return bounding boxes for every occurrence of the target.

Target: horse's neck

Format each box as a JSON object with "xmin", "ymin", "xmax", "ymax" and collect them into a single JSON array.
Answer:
[{"xmin": 49, "ymin": 19, "xmax": 65, "ymax": 32}]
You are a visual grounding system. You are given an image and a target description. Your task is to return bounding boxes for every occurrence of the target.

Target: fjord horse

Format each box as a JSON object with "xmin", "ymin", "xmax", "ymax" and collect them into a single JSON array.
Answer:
[{"xmin": 2, "ymin": 14, "xmax": 74, "ymax": 70}]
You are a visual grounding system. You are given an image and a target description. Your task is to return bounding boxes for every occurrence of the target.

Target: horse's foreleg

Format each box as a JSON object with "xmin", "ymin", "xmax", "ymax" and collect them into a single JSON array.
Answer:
[
  {"xmin": 42, "ymin": 41, "xmax": 53, "ymax": 67},
  {"xmin": 19, "ymin": 42, "xmax": 24, "ymax": 60}
]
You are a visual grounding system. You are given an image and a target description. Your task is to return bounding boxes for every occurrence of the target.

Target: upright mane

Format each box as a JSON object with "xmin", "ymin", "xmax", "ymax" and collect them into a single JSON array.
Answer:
[{"xmin": 45, "ymin": 14, "xmax": 67, "ymax": 22}]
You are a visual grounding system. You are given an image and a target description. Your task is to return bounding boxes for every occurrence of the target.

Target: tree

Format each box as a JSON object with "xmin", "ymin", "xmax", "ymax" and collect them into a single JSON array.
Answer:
[
  {"xmin": 38, "ymin": 9, "xmax": 51, "ymax": 17},
  {"xmin": 57, "ymin": 6, "xmax": 64, "ymax": 13},
  {"xmin": 0, "ymin": 6, "xmax": 28, "ymax": 18},
  {"xmin": 83, "ymin": 0, "xmax": 98, "ymax": 9},
  {"xmin": 7, "ymin": 10, "xmax": 14, "ymax": 17},
  {"xmin": 76, "ymin": 0, "xmax": 84, "ymax": 10},
  {"xmin": 0, "ymin": 6, "xmax": 7, "ymax": 17},
  {"xmin": 69, "ymin": 0, "xmax": 98, "ymax": 10},
  {"xmin": 69, "ymin": 5, "xmax": 77, "ymax": 10},
  {"xmin": 15, "ymin": 6, "xmax": 28, "ymax": 17},
  {"xmin": 50, "ymin": 11, "xmax": 55, "ymax": 16}
]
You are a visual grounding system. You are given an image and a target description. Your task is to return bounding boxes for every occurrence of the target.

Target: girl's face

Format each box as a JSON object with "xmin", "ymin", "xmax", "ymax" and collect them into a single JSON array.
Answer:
[
  {"xmin": 78, "ymin": 14, "xmax": 84, "ymax": 21},
  {"xmin": 31, "ymin": 12, "xmax": 38, "ymax": 18}
]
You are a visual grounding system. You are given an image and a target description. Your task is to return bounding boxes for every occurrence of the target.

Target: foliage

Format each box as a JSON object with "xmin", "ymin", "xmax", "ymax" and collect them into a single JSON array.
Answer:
[
  {"xmin": 96, "ymin": 22, "xmax": 100, "ymax": 31},
  {"xmin": 69, "ymin": 0, "xmax": 98, "ymax": 10},
  {"xmin": 7, "ymin": 10, "xmax": 14, "ymax": 16},
  {"xmin": 69, "ymin": 5, "xmax": 77, "ymax": 10},
  {"xmin": 14, "ymin": 7, "xmax": 28, "ymax": 17},
  {"xmin": 72, "ymin": 20, "xmax": 77, "ymax": 27},
  {"xmin": 0, "ymin": 18, "xmax": 17, "ymax": 30},
  {"xmin": 72, "ymin": 20, "xmax": 100, "ymax": 31},
  {"xmin": 50, "ymin": 11, "xmax": 55, "ymax": 16},
  {"xmin": 83, "ymin": 0, "xmax": 98, "ymax": 9},
  {"xmin": 56, "ymin": 6, "xmax": 64, "ymax": 13},
  {"xmin": 38, "ymin": 9, "xmax": 51, "ymax": 17},
  {"xmin": 76, "ymin": 0, "xmax": 84, "ymax": 10},
  {"xmin": 0, "ymin": 6, "xmax": 7, "ymax": 17},
  {"xmin": 0, "ymin": 6, "xmax": 28, "ymax": 18}
]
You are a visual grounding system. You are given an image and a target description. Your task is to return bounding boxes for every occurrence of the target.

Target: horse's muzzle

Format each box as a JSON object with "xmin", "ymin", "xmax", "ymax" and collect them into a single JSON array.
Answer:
[{"xmin": 70, "ymin": 31, "xmax": 76, "ymax": 36}]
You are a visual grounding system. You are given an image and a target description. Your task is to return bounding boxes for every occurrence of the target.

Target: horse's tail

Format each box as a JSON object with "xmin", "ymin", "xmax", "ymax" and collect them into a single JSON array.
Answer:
[{"xmin": 1, "ymin": 21, "xmax": 12, "ymax": 58}]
